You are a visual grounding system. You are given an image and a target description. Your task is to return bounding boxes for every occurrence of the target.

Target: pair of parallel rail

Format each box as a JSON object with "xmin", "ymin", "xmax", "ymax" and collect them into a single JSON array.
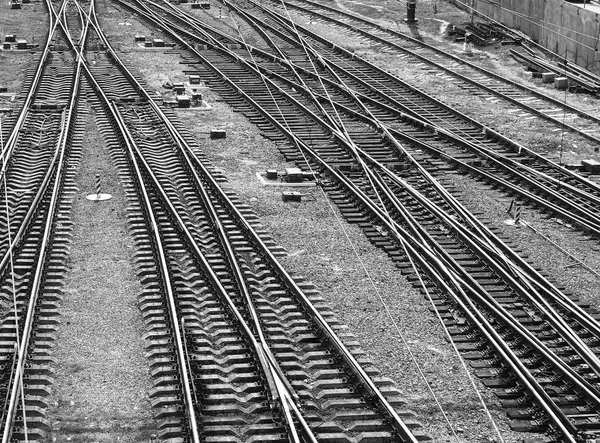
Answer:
[
  {"xmin": 0, "ymin": 0, "xmax": 430, "ymax": 441},
  {"xmin": 114, "ymin": 0, "xmax": 600, "ymax": 441}
]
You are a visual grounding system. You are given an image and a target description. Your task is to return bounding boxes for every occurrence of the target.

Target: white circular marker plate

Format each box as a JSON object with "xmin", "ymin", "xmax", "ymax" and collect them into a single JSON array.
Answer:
[
  {"xmin": 504, "ymin": 219, "xmax": 524, "ymax": 226},
  {"xmin": 86, "ymin": 193, "xmax": 112, "ymax": 201}
]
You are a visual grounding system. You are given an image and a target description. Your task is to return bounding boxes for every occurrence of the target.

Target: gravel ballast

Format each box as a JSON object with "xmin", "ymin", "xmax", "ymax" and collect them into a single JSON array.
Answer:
[{"xmin": 45, "ymin": 105, "xmax": 156, "ymax": 442}]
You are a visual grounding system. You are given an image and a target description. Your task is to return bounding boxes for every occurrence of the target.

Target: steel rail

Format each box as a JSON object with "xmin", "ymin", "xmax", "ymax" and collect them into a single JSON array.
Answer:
[
  {"xmin": 209, "ymin": 0, "xmax": 600, "ymax": 239},
  {"xmin": 262, "ymin": 0, "xmax": 600, "ymax": 145},
  {"xmin": 0, "ymin": 0, "xmax": 79, "ymax": 277},
  {"xmin": 108, "ymin": 1, "xmax": 600, "ymax": 438},
  {"xmin": 240, "ymin": 0, "xmax": 600, "ymax": 195},
  {"xmin": 139, "ymin": 0, "xmax": 600, "ymax": 364},
  {"xmin": 148, "ymin": 0, "xmax": 597, "ymax": 326},
  {"xmin": 136, "ymin": 0, "xmax": 600, "ymax": 363},
  {"xmin": 131, "ymin": 15, "xmax": 595, "ymax": 437},
  {"xmin": 75, "ymin": 5, "xmax": 316, "ymax": 441},
  {"xmin": 90, "ymin": 6, "xmax": 385, "ymax": 439},
  {"xmin": 1, "ymin": 0, "xmax": 88, "ymax": 437},
  {"xmin": 0, "ymin": 110, "xmax": 69, "ymax": 442},
  {"xmin": 0, "ymin": 0, "xmax": 69, "ymax": 171},
  {"xmin": 238, "ymin": 20, "xmax": 600, "ymax": 213},
  {"xmin": 1, "ymin": 5, "xmax": 82, "ymax": 439},
  {"xmin": 225, "ymin": 36, "xmax": 600, "ymax": 383},
  {"xmin": 160, "ymin": 0, "xmax": 600, "ymax": 225},
  {"xmin": 102, "ymin": 2, "xmax": 424, "ymax": 440},
  {"xmin": 284, "ymin": 29, "xmax": 600, "ymax": 380},
  {"xmin": 112, "ymin": 103, "xmax": 313, "ymax": 443},
  {"xmin": 52, "ymin": 1, "xmax": 204, "ymax": 439},
  {"xmin": 199, "ymin": 72, "xmax": 582, "ymax": 439},
  {"xmin": 84, "ymin": 6, "xmax": 380, "ymax": 442},
  {"xmin": 108, "ymin": 102, "xmax": 202, "ymax": 443}
]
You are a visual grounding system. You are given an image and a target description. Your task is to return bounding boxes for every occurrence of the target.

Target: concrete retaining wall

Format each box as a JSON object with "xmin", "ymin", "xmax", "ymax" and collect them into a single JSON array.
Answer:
[{"xmin": 450, "ymin": 0, "xmax": 600, "ymax": 73}]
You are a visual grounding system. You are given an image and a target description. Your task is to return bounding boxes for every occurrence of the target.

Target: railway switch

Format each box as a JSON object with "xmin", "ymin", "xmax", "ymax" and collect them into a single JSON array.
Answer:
[{"xmin": 282, "ymin": 191, "xmax": 302, "ymax": 202}]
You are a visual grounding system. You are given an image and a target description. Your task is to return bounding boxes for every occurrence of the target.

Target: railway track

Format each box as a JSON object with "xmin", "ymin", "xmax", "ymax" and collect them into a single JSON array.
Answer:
[
  {"xmin": 258, "ymin": 0, "xmax": 600, "ymax": 146},
  {"xmin": 2, "ymin": 0, "xmax": 600, "ymax": 441},
  {"xmin": 85, "ymin": 2, "xmax": 431, "ymax": 441},
  {"xmin": 109, "ymin": 0, "xmax": 600, "ymax": 440},
  {"xmin": 128, "ymin": 0, "xmax": 600, "ymax": 237},
  {"xmin": 1, "ymin": 0, "xmax": 433, "ymax": 440},
  {"xmin": 0, "ymin": 1, "xmax": 86, "ymax": 439}
]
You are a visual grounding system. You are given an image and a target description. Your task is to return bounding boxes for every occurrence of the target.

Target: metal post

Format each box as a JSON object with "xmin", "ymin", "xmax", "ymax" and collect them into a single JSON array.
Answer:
[
  {"xmin": 95, "ymin": 173, "xmax": 101, "ymax": 196},
  {"xmin": 404, "ymin": 0, "xmax": 417, "ymax": 24}
]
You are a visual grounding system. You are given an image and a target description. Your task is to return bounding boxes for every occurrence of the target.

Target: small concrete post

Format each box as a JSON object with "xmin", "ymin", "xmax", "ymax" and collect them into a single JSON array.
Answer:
[
  {"xmin": 404, "ymin": 0, "xmax": 417, "ymax": 24},
  {"xmin": 463, "ymin": 32, "xmax": 473, "ymax": 55}
]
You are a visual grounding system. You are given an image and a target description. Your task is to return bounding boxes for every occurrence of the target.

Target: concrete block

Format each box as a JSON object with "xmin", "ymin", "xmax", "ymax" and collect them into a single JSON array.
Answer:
[
  {"xmin": 210, "ymin": 129, "xmax": 226, "ymax": 139},
  {"xmin": 152, "ymin": 39, "xmax": 165, "ymax": 47},
  {"xmin": 4, "ymin": 35, "xmax": 16, "ymax": 42},
  {"xmin": 2, "ymin": 43, "xmax": 10, "ymax": 50},
  {"xmin": 176, "ymin": 95, "xmax": 190, "ymax": 108},
  {"xmin": 541, "ymin": 72, "xmax": 556, "ymax": 83},
  {"xmin": 266, "ymin": 169, "xmax": 278, "ymax": 180},
  {"xmin": 173, "ymin": 83, "xmax": 185, "ymax": 93},
  {"xmin": 282, "ymin": 191, "xmax": 302, "ymax": 202},
  {"xmin": 582, "ymin": 159, "xmax": 600, "ymax": 174},
  {"xmin": 10, "ymin": 2, "xmax": 21, "ymax": 9},
  {"xmin": 189, "ymin": 74, "xmax": 201, "ymax": 84},
  {"xmin": 134, "ymin": 35, "xmax": 146, "ymax": 42},
  {"xmin": 554, "ymin": 77, "xmax": 568, "ymax": 90},
  {"xmin": 16, "ymin": 39, "xmax": 28, "ymax": 49},
  {"xmin": 285, "ymin": 168, "xmax": 303, "ymax": 183},
  {"xmin": 191, "ymin": 3, "xmax": 201, "ymax": 8},
  {"xmin": 201, "ymin": 2, "xmax": 210, "ymax": 8}
]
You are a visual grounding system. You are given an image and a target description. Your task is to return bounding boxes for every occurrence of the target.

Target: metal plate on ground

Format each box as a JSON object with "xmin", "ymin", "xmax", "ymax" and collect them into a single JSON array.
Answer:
[{"xmin": 86, "ymin": 193, "xmax": 112, "ymax": 201}]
